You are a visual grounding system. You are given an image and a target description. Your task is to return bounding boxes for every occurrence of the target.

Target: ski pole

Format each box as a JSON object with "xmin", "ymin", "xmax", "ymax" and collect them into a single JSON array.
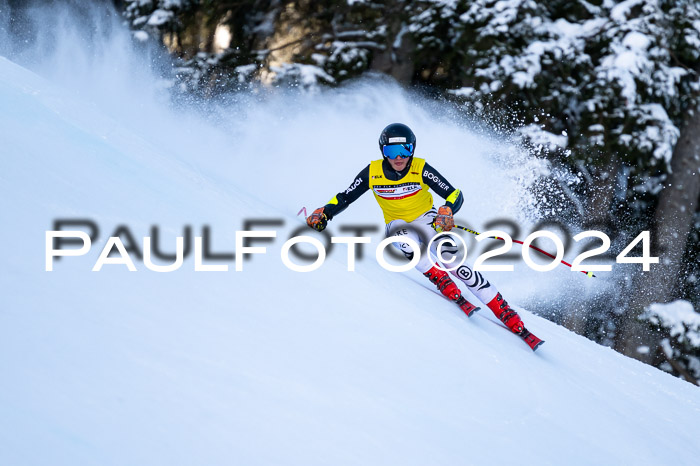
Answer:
[{"xmin": 453, "ymin": 224, "xmax": 596, "ymax": 278}]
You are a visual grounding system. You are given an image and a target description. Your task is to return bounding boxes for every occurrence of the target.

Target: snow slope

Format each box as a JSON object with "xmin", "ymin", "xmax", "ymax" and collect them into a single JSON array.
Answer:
[{"xmin": 1, "ymin": 47, "xmax": 700, "ymax": 466}]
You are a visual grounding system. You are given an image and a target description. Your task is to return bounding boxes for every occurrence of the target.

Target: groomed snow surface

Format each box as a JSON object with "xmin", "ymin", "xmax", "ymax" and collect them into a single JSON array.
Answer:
[{"xmin": 1, "ymin": 47, "xmax": 700, "ymax": 466}]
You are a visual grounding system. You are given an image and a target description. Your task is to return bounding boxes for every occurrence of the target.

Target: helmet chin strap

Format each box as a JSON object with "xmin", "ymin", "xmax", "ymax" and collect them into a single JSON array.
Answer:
[{"xmin": 382, "ymin": 156, "xmax": 413, "ymax": 180}]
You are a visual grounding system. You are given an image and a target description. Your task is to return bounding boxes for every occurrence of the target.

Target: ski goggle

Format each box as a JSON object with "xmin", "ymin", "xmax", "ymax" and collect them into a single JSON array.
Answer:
[{"xmin": 382, "ymin": 143, "xmax": 414, "ymax": 159}]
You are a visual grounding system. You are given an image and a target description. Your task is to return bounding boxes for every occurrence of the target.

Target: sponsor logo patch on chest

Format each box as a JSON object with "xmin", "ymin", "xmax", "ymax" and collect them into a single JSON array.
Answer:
[{"xmin": 372, "ymin": 182, "xmax": 422, "ymax": 200}]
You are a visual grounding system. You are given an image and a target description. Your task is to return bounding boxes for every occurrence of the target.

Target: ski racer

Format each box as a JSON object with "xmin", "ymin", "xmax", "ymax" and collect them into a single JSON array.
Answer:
[{"xmin": 306, "ymin": 123, "xmax": 535, "ymax": 341}]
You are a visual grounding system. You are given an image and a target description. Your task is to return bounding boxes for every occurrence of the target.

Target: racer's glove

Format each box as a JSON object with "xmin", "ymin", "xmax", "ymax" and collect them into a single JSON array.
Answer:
[
  {"xmin": 306, "ymin": 207, "xmax": 328, "ymax": 232},
  {"xmin": 433, "ymin": 205, "xmax": 454, "ymax": 233}
]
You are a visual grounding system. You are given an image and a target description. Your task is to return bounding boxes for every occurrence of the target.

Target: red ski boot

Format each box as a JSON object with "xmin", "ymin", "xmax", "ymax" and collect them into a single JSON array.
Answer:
[
  {"xmin": 486, "ymin": 292, "xmax": 524, "ymax": 334},
  {"xmin": 424, "ymin": 265, "xmax": 461, "ymax": 301}
]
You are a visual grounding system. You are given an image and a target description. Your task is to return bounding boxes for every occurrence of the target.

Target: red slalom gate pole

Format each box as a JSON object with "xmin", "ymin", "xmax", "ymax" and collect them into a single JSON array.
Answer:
[{"xmin": 453, "ymin": 224, "xmax": 596, "ymax": 278}]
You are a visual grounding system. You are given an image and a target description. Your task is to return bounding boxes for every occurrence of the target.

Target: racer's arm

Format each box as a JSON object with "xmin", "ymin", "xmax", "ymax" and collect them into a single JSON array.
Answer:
[
  {"xmin": 307, "ymin": 165, "xmax": 370, "ymax": 231},
  {"xmin": 422, "ymin": 162, "xmax": 464, "ymax": 214},
  {"xmin": 323, "ymin": 164, "xmax": 370, "ymax": 219}
]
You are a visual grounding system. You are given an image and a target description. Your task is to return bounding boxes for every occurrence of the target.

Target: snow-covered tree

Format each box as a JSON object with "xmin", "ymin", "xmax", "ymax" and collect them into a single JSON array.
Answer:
[
  {"xmin": 446, "ymin": 0, "xmax": 693, "ymax": 215},
  {"xmin": 640, "ymin": 300, "xmax": 700, "ymax": 385},
  {"xmin": 615, "ymin": 0, "xmax": 700, "ymax": 363},
  {"xmin": 122, "ymin": 0, "xmax": 198, "ymax": 43}
]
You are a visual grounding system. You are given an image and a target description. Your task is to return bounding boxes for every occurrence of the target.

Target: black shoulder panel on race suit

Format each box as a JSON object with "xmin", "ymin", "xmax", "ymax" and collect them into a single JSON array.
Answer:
[
  {"xmin": 323, "ymin": 164, "xmax": 370, "ymax": 220},
  {"xmin": 422, "ymin": 162, "xmax": 463, "ymax": 213}
]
